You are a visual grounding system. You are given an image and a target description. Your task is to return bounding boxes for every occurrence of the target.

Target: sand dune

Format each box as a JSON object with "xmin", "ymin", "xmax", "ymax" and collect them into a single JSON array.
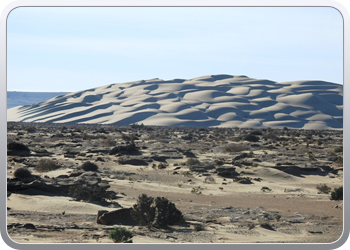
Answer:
[{"xmin": 7, "ymin": 74, "xmax": 343, "ymax": 129}]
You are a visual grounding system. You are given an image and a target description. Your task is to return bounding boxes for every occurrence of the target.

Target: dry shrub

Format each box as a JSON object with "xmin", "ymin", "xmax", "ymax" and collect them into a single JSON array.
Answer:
[{"xmin": 35, "ymin": 159, "xmax": 60, "ymax": 172}]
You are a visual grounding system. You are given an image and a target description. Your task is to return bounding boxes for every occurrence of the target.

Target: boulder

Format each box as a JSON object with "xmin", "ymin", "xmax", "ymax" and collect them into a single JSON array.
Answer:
[{"xmin": 97, "ymin": 208, "xmax": 137, "ymax": 225}]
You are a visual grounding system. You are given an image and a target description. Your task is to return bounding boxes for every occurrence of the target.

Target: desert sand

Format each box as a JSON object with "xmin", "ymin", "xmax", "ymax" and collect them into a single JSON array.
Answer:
[
  {"xmin": 6, "ymin": 123, "xmax": 343, "ymax": 244},
  {"xmin": 7, "ymin": 74, "xmax": 343, "ymax": 129}
]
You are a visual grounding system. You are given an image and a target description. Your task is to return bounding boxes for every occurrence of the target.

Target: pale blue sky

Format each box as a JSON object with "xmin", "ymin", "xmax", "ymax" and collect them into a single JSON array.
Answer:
[{"xmin": 7, "ymin": 7, "xmax": 343, "ymax": 92}]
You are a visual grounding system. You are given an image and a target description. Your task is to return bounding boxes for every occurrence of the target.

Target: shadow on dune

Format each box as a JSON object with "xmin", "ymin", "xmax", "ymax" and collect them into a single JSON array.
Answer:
[{"xmin": 112, "ymin": 111, "xmax": 158, "ymax": 125}]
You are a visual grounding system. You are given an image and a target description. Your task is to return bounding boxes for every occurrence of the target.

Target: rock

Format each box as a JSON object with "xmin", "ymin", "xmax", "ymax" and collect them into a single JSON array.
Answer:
[
  {"xmin": 118, "ymin": 158, "xmax": 148, "ymax": 166},
  {"xmin": 97, "ymin": 208, "xmax": 136, "ymax": 225},
  {"xmin": 216, "ymin": 167, "xmax": 239, "ymax": 177}
]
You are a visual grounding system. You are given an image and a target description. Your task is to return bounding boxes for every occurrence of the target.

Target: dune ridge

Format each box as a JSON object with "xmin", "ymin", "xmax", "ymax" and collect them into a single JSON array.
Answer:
[{"xmin": 7, "ymin": 74, "xmax": 343, "ymax": 129}]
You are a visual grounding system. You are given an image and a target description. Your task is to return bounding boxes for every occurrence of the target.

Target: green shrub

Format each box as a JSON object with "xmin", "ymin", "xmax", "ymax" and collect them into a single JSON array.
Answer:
[
  {"xmin": 35, "ymin": 159, "xmax": 60, "ymax": 172},
  {"xmin": 81, "ymin": 161, "xmax": 98, "ymax": 171},
  {"xmin": 109, "ymin": 227, "xmax": 133, "ymax": 243},
  {"xmin": 131, "ymin": 194, "xmax": 183, "ymax": 229},
  {"xmin": 330, "ymin": 186, "xmax": 343, "ymax": 200},
  {"xmin": 334, "ymin": 146, "xmax": 343, "ymax": 153},
  {"xmin": 14, "ymin": 167, "xmax": 32, "ymax": 179}
]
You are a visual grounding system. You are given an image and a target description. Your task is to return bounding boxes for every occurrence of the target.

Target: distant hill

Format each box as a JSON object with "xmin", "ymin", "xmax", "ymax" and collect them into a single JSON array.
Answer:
[
  {"xmin": 7, "ymin": 91, "xmax": 70, "ymax": 109},
  {"xmin": 7, "ymin": 75, "xmax": 343, "ymax": 129}
]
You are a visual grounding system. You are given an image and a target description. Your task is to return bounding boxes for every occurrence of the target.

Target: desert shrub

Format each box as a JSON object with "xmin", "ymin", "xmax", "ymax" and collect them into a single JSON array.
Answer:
[
  {"xmin": 186, "ymin": 158, "xmax": 200, "ymax": 166},
  {"xmin": 24, "ymin": 126, "xmax": 36, "ymax": 133},
  {"xmin": 131, "ymin": 194, "xmax": 155, "ymax": 228},
  {"xmin": 7, "ymin": 142, "xmax": 30, "ymax": 156},
  {"xmin": 131, "ymin": 194, "xmax": 183, "ymax": 229},
  {"xmin": 81, "ymin": 161, "xmax": 98, "ymax": 171},
  {"xmin": 244, "ymin": 134, "xmax": 259, "ymax": 142},
  {"xmin": 68, "ymin": 185, "xmax": 114, "ymax": 202},
  {"xmin": 191, "ymin": 186, "xmax": 203, "ymax": 195},
  {"xmin": 130, "ymin": 122, "xmax": 144, "ymax": 129},
  {"xmin": 316, "ymin": 184, "xmax": 331, "ymax": 194},
  {"xmin": 109, "ymin": 227, "xmax": 133, "ymax": 243},
  {"xmin": 155, "ymin": 163, "xmax": 168, "ymax": 169},
  {"xmin": 14, "ymin": 167, "xmax": 32, "ymax": 179},
  {"xmin": 204, "ymin": 176, "xmax": 216, "ymax": 184},
  {"xmin": 35, "ymin": 159, "xmax": 60, "ymax": 172},
  {"xmin": 153, "ymin": 197, "xmax": 183, "ymax": 228},
  {"xmin": 330, "ymin": 186, "xmax": 343, "ymax": 200},
  {"xmin": 334, "ymin": 146, "xmax": 343, "ymax": 153}
]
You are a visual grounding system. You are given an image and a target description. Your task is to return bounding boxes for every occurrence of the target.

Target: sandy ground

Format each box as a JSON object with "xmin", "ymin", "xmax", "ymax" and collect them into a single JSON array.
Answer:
[{"xmin": 6, "ymin": 123, "xmax": 343, "ymax": 244}]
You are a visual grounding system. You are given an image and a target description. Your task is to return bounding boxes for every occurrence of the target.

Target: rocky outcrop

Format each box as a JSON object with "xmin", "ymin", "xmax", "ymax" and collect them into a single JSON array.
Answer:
[{"xmin": 7, "ymin": 171, "xmax": 113, "ymax": 197}]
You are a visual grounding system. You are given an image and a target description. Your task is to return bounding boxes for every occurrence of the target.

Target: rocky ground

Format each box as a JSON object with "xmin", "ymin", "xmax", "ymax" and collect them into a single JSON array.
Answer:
[{"xmin": 6, "ymin": 122, "xmax": 343, "ymax": 243}]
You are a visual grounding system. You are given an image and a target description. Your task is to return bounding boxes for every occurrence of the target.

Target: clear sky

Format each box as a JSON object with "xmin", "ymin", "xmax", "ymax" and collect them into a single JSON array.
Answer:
[{"xmin": 7, "ymin": 7, "xmax": 343, "ymax": 92}]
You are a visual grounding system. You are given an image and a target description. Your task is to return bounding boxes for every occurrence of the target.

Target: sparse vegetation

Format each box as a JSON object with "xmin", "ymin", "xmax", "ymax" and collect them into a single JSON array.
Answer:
[
  {"xmin": 334, "ymin": 146, "xmax": 343, "ymax": 153},
  {"xmin": 68, "ymin": 184, "xmax": 115, "ymax": 202},
  {"xmin": 35, "ymin": 159, "xmax": 61, "ymax": 172},
  {"xmin": 6, "ymin": 123, "xmax": 344, "ymax": 243},
  {"xmin": 7, "ymin": 141, "xmax": 30, "ymax": 156},
  {"xmin": 186, "ymin": 158, "xmax": 200, "ymax": 166},
  {"xmin": 131, "ymin": 194, "xmax": 183, "ymax": 229},
  {"xmin": 81, "ymin": 161, "xmax": 98, "ymax": 171},
  {"xmin": 261, "ymin": 186, "xmax": 271, "ymax": 192},
  {"xmin": 191, "ymin": 186, "xmax": 203, "ymax": 195},
  {"xmin": 244, "ymin": 134, "xmax": 259, "ymax": 142},
  {"xmin": 14, "ymin": 167, "xmax": 32, "ymax": 179},
  {"xmin": 316, "ymin": 184, "xmax": 331, "ymax": 194},
  {"xmin": 109, "ymin": 227, "xmax": 133, "ymax": 243},
  {"xmin": 330, "ymin": 186, "xmax": 343, "ymax": 200},
  {"xmin": 204, "ymin": 176, "xmax": 216, "ymax": 184}
]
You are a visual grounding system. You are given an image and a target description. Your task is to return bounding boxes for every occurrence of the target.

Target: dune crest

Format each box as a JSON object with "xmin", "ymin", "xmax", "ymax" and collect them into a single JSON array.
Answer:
[{"xmin": 7, "ymin": 75, "xmax": 343, "ymax": 129}]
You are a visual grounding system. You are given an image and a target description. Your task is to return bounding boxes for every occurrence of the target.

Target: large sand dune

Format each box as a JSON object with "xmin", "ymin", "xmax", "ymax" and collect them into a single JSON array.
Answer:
[{"xmin": 7, "ymin": 74, "xmax": 343, "ymax": 129}]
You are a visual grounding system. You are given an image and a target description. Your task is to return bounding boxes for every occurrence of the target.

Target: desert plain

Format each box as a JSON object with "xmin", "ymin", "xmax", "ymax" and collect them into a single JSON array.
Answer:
[{"xmin": 6, "ymin": 122, "xmax": 343, "ymax": 244}]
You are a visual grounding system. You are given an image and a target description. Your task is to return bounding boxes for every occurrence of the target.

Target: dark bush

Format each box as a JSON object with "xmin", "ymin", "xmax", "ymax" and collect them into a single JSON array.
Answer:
[
  {"xmin": 186, "ymin": 158, "xmax": 200, "ymax": 166},
  {"xmin": 68, "ymin": 184, "xmax": 114, "ymax": 202},
  {"xmin": 244, "ymin": 134, "xmax": 259, "ymax": 142},
  {"xmin": 131, "ymin": 194, "xmax": 183, "ymax": 229},
  {"xmin": 153, "ymin": 197, "xmax": 183, "ymax": 228},
  {"xmin": 109, "ymin": 144, "xmax": 139, "ymax": 155},
  {"xmin": 131, "ymin": 194, "xmax": 155, "ymax": 228},
  {"xmin": 24, "ymin": 126, "xmax": 36, "ymax": 133},
  {"xmin": 7, "ymin": 142, "xmax": 30, "ymax": 156},
  {"xmin": 14, "ymin": 167, "xmax": 32, "ymax": 179},
  {"xmin": 35, "ymin": 159, "xmax": 60, "ymax": 172},
  {"xmin": 81, "ymin": 161, "xmax": 98, "ymax": 171},
  {"xmin": 330, "ymin": 186, "xmax": 343, "ymax": 200}
]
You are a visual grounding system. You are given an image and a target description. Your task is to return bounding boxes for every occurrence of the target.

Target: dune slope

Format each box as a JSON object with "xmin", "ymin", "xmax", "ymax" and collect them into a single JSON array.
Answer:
[{"xmin": 7, "ymin": 74, "xmax": 343, "ymax": 129}]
